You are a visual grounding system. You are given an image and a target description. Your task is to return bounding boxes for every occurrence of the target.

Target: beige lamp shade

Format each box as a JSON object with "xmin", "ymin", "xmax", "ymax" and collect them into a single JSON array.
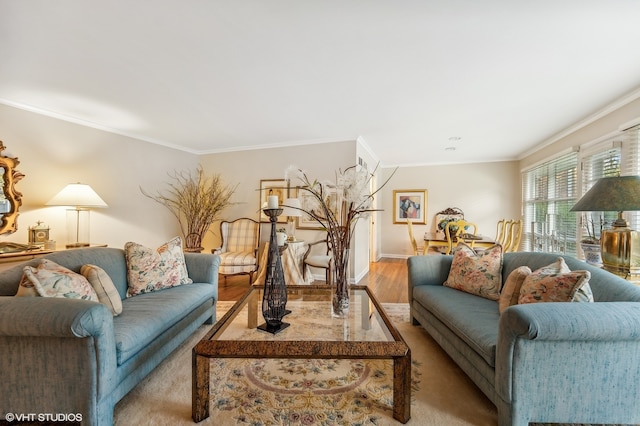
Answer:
[
  {"xmin": 281, "ymin": 198, "xmax": 302, "ymax": 217},
  {"xmin": 46, "ymin": 183, "xmax": 108, "ymax": 208}
]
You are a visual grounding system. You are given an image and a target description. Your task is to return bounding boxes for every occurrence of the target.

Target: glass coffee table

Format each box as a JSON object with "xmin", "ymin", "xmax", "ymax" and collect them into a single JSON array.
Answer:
[{"xmin": 192, "ymin": 284, "xmax": 411, "ymax": 423}]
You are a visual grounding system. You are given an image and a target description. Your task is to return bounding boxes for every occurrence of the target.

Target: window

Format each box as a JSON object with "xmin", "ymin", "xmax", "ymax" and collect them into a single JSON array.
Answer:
[
  {"xmin": 522, "ymin": 152, "xmax": 578, "ymax": 255},
  {"xmin": 578, "ymin": 125, "xmax": 640, "ymax": 241},
  {"xmin": 522, "ymin": 125, "xmax": 640, "ymax": 258}
]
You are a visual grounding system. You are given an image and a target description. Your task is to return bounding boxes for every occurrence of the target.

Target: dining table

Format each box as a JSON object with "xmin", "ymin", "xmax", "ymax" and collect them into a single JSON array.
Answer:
[{"xmin": 423, "ymin": 232, "xmax": 496, "ymax": 255}]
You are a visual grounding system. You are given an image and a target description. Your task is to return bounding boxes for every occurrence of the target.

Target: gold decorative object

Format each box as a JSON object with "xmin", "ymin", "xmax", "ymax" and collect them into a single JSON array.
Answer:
[
  {"xmin": 0, "ymin": 141, "xmax": 25, "ymax": 235},
  {"xmin": 28, "ymin": 221, "xmax": 50, "ymax": 246}
]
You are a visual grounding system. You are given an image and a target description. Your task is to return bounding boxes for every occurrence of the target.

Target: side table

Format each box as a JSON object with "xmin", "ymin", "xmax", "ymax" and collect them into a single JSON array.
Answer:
[{"xmin": 253, "ymin": 241, "xmax": 313, "ymax": 285}]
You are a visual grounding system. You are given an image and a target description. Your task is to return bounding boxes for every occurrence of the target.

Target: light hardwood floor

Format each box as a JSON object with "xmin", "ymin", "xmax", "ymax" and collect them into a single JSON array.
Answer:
[{"xmin": 218, "ymin": 257, "xmax": 409, "ymax": 304}]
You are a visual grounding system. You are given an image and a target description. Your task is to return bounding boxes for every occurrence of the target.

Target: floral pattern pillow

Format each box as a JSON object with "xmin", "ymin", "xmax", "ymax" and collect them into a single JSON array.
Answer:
[
  {"xmin": 125, "ymin": 236, "xmax": 193, "ymax": 297},
  {"xmin": 518, "ymin": 257, "xmax": 594, "ymax": 304},
  {"xmin": 22, "ymin": 259, "xmax": 99, "ymax": 301},
  {"xmin": 444, "ymin": 243, "xmax": 503, "ymax": 301}
]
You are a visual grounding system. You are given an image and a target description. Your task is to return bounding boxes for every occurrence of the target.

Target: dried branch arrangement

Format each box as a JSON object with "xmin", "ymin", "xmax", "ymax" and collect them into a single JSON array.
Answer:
[{"xmin": 141, "ymin": 166, "xmax": 238, "ymax": 251}]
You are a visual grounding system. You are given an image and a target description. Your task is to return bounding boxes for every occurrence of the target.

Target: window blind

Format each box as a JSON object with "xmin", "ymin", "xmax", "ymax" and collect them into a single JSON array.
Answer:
[{"xmin": 522, "ymin": 151, "xmax": 578, "ymax": 255}]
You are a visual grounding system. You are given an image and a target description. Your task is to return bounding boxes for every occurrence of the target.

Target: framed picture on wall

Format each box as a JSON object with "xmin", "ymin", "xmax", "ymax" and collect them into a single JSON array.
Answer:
[
  {"xmin": 259, "ymin": 179, "xmax": 289, "ymax": 223},
  {"xmin": 296, "ymin": 190, "xmax": 325, "ymax": 230},
  {"xmin": 393, "ymin": 189, "xmax": 427, "ymax": 224}
]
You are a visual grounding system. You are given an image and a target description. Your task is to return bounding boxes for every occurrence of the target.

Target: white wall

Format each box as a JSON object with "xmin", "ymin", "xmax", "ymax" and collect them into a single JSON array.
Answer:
[
  {"xmin": 0, "ymin": 104, "xmax": 197, "ymax": 249},
  {"xmin": 0, "ymin": 103, "xmax": 525, "ymax": 266},
  {"xmin": 379, "ymin": 161, "xmax": 521, "ymax": 258}
]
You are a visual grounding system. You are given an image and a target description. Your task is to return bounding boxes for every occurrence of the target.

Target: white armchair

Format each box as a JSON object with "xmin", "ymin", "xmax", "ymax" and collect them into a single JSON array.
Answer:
[{"xmin": 302, "ymin": 239, "xmax": 332, "ymax": 284}]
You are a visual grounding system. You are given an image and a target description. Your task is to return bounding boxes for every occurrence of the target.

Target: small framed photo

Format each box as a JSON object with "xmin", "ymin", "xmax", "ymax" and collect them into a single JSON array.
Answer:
[
  {"xmin": 259, "ymin": 179, "xmax": 289, "ymax": 223},
  {"xmin": 393, "ymin": 189, "xmax": 427, "ymax": 224}
]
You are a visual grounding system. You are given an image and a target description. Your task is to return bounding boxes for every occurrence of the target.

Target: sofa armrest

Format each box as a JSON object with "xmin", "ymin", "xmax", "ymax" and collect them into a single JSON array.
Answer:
[
  {"xmin": 0, "ymin": 297, "xmax": 114, "ymax": 338},
  {"xmin": 496, "ymin": 302, "xmax": 640, "ymax": 406},
  {"xmin": 184, "ymin": 252, "xmax": 221, "ymax": 285},
  {"xmin": 407, "ymin": 255, "xmax": 453, "ymax": 301},
  {"xmin": 0, "ymin": 297, "xmax": 118, "ymax": 418}
]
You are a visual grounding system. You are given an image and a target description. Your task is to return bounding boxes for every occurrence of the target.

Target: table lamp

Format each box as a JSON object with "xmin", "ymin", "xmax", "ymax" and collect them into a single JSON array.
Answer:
[
  {"xmin": 46, "ymin": 183, "xmax": 108, "ymax": 248},
  {"xmin": 281, "ymin": 198, "xmax": 302, "ymax": 242},
  {"xmin": 570, "ymin": 175, "xmax": 640, "ymax": 277}
]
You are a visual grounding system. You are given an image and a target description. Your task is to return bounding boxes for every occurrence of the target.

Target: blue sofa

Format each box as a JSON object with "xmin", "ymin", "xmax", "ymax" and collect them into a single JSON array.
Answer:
[
  {"xmin": 408, "ymin": 251, "xmax": 640, "ymax": 426},
  {"xmin": 0, "ymin": 247, "xmax": 220, "ymax": 426}
]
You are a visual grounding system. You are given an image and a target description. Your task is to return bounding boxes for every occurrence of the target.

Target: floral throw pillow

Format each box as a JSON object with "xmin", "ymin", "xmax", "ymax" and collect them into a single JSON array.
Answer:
[
  {"xmin": 125, "ymin": 237, "xmax": 193, "ymax": 297},
  {"xmin": 22, "ymin": 259, "xmax": 99, "ymax": 301},
  {"xmin": 444, "ymin": 243, "xmax": 503, "ymax": 301},
  {"xmin": 518, "ymin": 257, "xmax": 594, "ymax": 304},
  {"xmin": 15, "ymin": 274, "xmax": 39, "ymax": 297}
]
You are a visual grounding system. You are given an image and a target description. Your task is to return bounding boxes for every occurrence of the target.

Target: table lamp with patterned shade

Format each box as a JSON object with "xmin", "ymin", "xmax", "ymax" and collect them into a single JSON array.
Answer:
[
  {"xmin": 47, "ymin": 183, "xmax": 108, "ymax": 248},
  {"xmin": 570, "ymin": 175, "xmax": 640, "ymax": 277}
]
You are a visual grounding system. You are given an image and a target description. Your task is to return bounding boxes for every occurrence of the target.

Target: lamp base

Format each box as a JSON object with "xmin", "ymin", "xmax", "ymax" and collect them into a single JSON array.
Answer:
[
  {"xmin": 600, "ymin": 227, "xmax": 640, "ymax": 278},
  {"xmin": 66, "ymin": 242, "xmax": 90, "ymax": 249}
]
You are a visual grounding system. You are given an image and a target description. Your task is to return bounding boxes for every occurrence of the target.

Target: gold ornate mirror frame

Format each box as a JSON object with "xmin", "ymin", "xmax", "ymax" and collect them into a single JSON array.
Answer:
[{"xmin": 0, "ymin": 141, "xmax": 24, "ymax": 235}]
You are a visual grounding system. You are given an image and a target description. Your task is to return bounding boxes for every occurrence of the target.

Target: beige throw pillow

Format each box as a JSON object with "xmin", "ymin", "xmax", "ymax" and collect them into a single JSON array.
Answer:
[
  {"xmin": 498, "ymin": 266, "xmax": 531, "ymax": 314},
  {"xmin": 81, "ymin": 264, "xmax": 123, "ymax": 315}
]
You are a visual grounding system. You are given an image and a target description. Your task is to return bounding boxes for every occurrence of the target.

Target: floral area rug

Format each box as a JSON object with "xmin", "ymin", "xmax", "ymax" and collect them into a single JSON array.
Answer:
[
  {"xmin": 209, "ymin": 357, "xmax": 419, "ymax": 425},
  {"xmin": 208, "ymin": 301, "xmax": 422, "ymax": 426}
]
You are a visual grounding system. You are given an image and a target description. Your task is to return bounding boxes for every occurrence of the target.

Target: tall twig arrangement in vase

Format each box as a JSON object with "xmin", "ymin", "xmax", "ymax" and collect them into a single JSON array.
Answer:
[
  {"xmin": 141, "ymin": 166, "xmax": 238, "ymax": 252},
  {"xmin": 285, "ymin": 164, "xmax": 395, "ymax": 317}
]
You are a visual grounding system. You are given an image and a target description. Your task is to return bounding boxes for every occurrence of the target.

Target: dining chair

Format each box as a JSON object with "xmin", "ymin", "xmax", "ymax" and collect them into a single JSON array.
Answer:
[
  {"xmin": 504, "ymin": 219, "xmax": 523, "ymax": 252},
  {"xmin": 213, "ymin": 217, "xmax": 260, "ymax": 284},
  {"xmin": 445, "ymin": 219, "xmax": 478, "ymax": 255},
  {"xmin": 302, "ymin": 239, "xmax": 333, "ymax": 284},
  {"xmin": 495, "ymin": 219, "xmax": 511, "ymax": 247},
  {"xmin": 407, "ymin": 219, "xmax": 426, "ymax": 256}
]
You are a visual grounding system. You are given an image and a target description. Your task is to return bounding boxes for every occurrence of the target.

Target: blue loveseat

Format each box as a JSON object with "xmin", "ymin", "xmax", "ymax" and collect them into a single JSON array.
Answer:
[
  {"xmin": 0, "ymin": 247, "xmax": 220, "ymax": 426},
  {"xmin": 408, "ymin": 251, "xmax": 640, "ymax": 426}
]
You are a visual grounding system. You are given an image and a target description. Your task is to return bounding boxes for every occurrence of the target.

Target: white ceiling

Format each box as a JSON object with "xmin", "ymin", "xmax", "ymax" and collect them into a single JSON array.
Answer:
[{"xmin": 2, "ymin": 0, "xmax": 640, "ymax": 167}]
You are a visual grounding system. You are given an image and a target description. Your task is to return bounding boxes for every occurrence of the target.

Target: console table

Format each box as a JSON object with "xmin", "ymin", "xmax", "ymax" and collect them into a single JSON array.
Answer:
[
  {"xmin": 423, "ymin": 232, "xmax": 496, "ymax": 254},
  {"xmin": 0, "ymin": 244, "xmax": 107, "ymax": 272}
]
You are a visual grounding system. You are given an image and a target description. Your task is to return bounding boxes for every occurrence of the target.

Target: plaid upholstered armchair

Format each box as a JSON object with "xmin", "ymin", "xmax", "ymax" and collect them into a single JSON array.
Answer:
[{"xmin": 213, "ymin": 217, "xmax": 260, "ymax": 284}]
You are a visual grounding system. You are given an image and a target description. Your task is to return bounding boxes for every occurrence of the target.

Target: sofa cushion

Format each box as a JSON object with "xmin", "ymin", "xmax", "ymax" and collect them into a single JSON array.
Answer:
[
  {"xmin": 498, "ymin": 266, "xmax": 531, "ymax": 314},
  {"xmin": 413, "ymin": 285, "xmax": 499, "ymax": 367},
  {"xmin": 81, "ymin": 264, "xmax": 123, "ymax": 316},
  {"xmin": 219, "ymin": 251, "xmax": 257, "ymax": 267},
  {"xmin": 125, "ymin": 237, "xmax": 193, "ymax": 297},
  {"xmin": 113, "ymin": 283, "xmax": 213, "ymax": 365},
  {"xmin": 22, "ymin": 259, "xmax": 98, "ymax": 301},
  {"xmin": 444, "ymin": 243, "xmax": 503, "ymax": 301},
  {"xmin": 518, "ymin": 257, "xmax": 594, "ymax": 304}
]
